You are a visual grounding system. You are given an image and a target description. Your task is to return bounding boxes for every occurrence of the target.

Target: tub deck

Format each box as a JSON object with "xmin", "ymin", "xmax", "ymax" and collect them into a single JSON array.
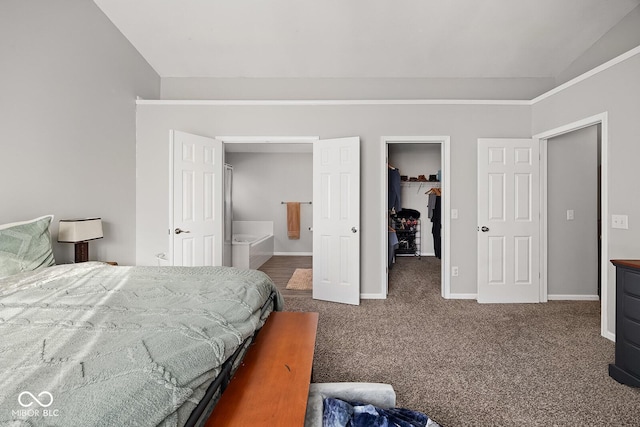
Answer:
[{"xmin": 232, "ymin": 233, "xmax": 274, "ymax": 270}]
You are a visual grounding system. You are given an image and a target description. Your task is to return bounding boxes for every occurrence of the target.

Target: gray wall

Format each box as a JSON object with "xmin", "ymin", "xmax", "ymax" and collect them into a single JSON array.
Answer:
[
  {"xmin": 547, "ymin": 125, "xmax": 599, "ymax": 297},
  {"xmin": 135, "ymin": 103, "xmax": 531, "ymax": 296},
  {"xmin": 161, "ymin": 77, "xmax": 555, "ymax": 101},
  {"xmin": 532, "ymin": 52, "xmax": 640, "ymax": 336},
  {"xmin": 556, "ymin": 5, "xmax": 640, "ymax": 85},
  {"xmin": 0, "ymin": 0, "xmax": 160, "ymax": 265},
  {"xmin": 225, "ymin": 151, "xmax": 313, "ymax": 254}
]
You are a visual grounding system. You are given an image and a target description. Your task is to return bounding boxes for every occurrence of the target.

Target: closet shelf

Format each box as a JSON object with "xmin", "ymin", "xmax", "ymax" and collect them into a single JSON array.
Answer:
[{"xmin": 400, "ymin": 181, "xmax": 440, "ymax": 187}]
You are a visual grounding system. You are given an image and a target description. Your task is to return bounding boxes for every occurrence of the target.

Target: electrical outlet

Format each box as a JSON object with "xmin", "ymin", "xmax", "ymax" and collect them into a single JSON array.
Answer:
[
  {"xmin": 452, "ymin": 266, "xmax": 459, "ymax": 277},
  {"xmin": 612, "ymin": 214, "xmax": 629, "ymax": 229}
]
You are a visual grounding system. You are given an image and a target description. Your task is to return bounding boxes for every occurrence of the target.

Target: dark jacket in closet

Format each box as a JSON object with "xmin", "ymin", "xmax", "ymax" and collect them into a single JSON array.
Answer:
[{"xmin": 388, "ymin": 168, "xmax": 401, "ymax": 213}]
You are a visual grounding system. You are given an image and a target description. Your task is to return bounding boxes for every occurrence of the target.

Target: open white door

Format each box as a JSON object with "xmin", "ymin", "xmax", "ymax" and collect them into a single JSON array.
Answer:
[
  {"xmin": 477, "ymin": 138, "xmax": 540, "ymax": 303},
  {"xmin": 170, "ymin": 130, "xmax": 224, "ymax": 266},
  {"xmin": 312, "ymin": 137, "xmax": 360, "ymax": 305}
]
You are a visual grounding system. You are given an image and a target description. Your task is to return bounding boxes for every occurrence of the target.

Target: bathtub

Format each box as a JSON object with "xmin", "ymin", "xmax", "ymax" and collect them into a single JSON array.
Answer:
[{"xmin": 232, "ymin": 232, "xmax": 274, "ymax": 270}]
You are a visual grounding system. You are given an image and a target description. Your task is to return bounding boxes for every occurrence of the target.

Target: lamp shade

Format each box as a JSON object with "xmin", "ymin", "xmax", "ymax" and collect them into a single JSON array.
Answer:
[{"xmin": 58, "ymin": 218, "xmax": 103, "ymax": 243}]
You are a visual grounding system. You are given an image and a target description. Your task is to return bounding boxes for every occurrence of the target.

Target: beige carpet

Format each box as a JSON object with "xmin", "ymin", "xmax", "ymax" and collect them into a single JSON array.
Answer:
[
  {"xmin": 286, "ymin": 268, "xmax": 312, "ymax": 290},
  {"xmin": 284, "ymin": 256, "xmax": 640, "ymax": 426}
]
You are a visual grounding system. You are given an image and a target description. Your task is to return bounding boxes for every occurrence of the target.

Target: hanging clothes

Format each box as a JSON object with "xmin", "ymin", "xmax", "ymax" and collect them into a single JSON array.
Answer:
[
  {"xmin": 427, "ymin": 193, "xmax": 437, "ymax": 219},
  {"xmin": 428, "ymin": 193, "xmax": 441, "ymax": 259},
  {"xmin": 388, "ymin": 167, "xmax": 401, "ymax": 213}
]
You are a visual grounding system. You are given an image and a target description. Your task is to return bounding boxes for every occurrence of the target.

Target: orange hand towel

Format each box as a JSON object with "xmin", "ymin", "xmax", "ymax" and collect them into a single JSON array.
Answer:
[{"xmin": 287, "ymin": 202, "xmax": 301, "ymax": 239}]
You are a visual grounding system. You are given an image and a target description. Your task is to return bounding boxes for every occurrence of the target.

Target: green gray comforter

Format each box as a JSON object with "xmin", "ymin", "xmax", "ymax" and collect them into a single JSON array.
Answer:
[{"xmin": 0, "ymin": 262, "xmax": 283, "ymax": 426}]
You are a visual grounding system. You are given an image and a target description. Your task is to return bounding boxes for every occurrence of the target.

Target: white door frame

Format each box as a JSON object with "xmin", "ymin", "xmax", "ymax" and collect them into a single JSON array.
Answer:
[
  {"xmin": 381, "ymin": 136, "xmax": 451, "ymax": 299},
  {"xmin": 217, "ymin": 136, "xmax": 320, "ymax": 145},
  {"xmin": 533, "ymin": 112, "xmax": 610, "ymax": 340}
]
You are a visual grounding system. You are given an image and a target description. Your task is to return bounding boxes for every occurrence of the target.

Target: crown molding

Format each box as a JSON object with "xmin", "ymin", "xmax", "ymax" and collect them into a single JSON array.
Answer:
[{"xmin": 136, "ymin": 99, "xmax": 530, "ymax": 106}]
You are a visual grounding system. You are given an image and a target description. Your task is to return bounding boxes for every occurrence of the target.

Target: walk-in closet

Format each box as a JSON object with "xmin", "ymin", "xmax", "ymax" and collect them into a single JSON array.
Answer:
[{"xmin": 387, "ymin": 142, "xmax": 443, "ymax": 289}]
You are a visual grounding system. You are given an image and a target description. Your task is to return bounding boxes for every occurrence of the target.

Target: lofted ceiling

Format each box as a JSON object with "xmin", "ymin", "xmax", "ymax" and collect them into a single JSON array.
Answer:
[{"xmin": 94, "ymin": 0, "xmax": 640, "ymax": 79}]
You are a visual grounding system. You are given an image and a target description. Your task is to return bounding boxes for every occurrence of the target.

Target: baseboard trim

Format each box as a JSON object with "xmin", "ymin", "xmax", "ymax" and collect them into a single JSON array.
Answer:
[
  {"xmin": 273, "ymin": 252, "xmax": 313, "ymax": 256},
  {"xmin": 448, "ymin": 293, "xmax": 477, "ymax": 300},
  {"xmin": 547, "ymin": 294, "xmax": 600, "ymax": 301},
  {"xmin": 602, "ymin": 330, "xmax": 616, "ymax": 342},
  {"xmin": 361, "ymin": 293, "xmax": 386, "ymax": 299}
]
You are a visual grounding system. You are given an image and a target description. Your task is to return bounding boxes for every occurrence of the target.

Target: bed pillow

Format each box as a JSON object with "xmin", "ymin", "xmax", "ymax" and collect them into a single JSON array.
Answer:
[{"xmin": 0, "ymin": 215, "xmax": 56, "ymax": 279}]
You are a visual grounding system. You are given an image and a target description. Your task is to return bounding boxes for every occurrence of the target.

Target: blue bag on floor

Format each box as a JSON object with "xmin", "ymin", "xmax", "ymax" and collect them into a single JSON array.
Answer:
[{"xmin": 322, "ymin": 397, "xmax": 439, "ymax": 427}]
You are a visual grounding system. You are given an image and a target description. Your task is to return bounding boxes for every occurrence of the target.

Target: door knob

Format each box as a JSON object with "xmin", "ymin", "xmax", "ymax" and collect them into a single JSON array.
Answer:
[
  {"xmin": 351, "ymin": 227, "xmax": 358, "ymax": 233},
  {"xmin": 175, "ymin": 228, "xmax": 191, "ymax": 234},
  {"xmin": 481, "ymin": 226, "xmax": 489, "ymax": 232}
]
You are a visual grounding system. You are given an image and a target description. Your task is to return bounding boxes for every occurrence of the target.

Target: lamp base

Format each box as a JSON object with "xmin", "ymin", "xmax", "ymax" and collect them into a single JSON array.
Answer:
[{"xmin": 74, "ymin": 242, "xmax": 89, "ymax": 263}]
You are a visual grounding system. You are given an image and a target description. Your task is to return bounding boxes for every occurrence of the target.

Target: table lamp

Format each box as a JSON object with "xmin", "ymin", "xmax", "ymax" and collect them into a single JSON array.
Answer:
[{"xmin": 58, "ymin": 218, "xmax": 103, "ymax": 263}]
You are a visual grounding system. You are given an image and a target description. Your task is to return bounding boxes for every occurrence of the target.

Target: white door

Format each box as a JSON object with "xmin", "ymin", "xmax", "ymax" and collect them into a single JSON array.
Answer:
[
  {"xmin": 477, "ymin": 138, "xmax": 540, "ymax": 303},
  {"xmin": 313, "ymin": 137, "xmax": 360, "ymax": 305},
  {"xmin": 170, "ymin": 130, "xmax": 224, "ymax": 266}
]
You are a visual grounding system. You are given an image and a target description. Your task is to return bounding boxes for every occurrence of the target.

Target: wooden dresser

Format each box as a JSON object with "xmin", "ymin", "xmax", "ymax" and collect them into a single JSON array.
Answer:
[{"xmin": 609, "ymin": 260, "xmax": 640, "ymax": 387}]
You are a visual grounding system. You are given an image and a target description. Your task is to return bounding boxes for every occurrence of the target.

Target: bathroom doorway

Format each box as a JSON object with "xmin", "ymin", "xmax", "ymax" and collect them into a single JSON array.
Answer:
[{"xmin": 220, "ymin": 138, "xmax": 315, "ymax": 300}]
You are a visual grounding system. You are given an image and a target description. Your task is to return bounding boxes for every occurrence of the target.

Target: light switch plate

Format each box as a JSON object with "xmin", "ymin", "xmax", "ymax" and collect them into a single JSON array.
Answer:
[
  {"xmin": 612, "ymin": 214, "xmax": 629, "ymax": 229},
  {"xmin": 451, "ymin": 209, "xmax": 458, "ymax": 219},
  {"xmin": 566, "ymin": 210, "xmax": 574, "ymax": 221}
]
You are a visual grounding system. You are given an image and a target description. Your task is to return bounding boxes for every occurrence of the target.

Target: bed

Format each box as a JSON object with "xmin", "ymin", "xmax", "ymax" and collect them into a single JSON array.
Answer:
[{"xmin": 0, "ymin": 216, "xmax": 283, "ymax": 426}]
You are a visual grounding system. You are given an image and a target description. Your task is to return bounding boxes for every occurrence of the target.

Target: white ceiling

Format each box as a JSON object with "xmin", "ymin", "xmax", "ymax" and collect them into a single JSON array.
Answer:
[{"xmin": 94, "ymin": 0, "xmax": 640, "ymax": 79}]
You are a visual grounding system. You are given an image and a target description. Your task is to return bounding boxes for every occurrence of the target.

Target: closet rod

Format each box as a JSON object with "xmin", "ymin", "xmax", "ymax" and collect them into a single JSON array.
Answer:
[{"xmin": 281, "ymin": 201, "xmax": 312, "ymax": 204}]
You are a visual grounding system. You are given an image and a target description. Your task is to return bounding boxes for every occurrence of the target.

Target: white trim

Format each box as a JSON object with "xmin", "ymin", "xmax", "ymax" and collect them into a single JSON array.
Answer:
[
  {"xmin": 449, "ymin": 293, "xmax": 478, "ymax": 300},
  {"xmin": 531, "ymin": 45, "xmax": 640, "ymax": 104},
  {"xmin": 381, "ymin": 136, "xmax": 451, "ymax": 299},
  {"xmin": 274, "ymin": 251, "xmax": 313, "ymax": 256},
  {"xmin": 603, "ymin": 330, "xmax": 616, "ymax": 342},
  {"xmin": 217, "ymin": 136, "xmax": 319, "ymax": 143},
  {"xmin": 136, "ymin": 46, "xmax": 640, "ymax": 109},
  {"xmin": 547, "ymin": 294, "xmax": 600, "ymax": 301},
  {"xmin": 360, "ymin": 293, "xmax": 386, "ymax": 299},
  {"xmin": 533, "ymin": 113, "xmax": 608, "ymax": 140},
  {"xmin": 534, "ymin": 112, "xmax": 610, "ymax": 341},
  {"xmin": 168, "ymin": 131, "xmax": 175, "ymax": 266},
  {"xmin": 137, "ymin": 99, "xmax": 530, "ymax": 106},
  {"xmin": 539, "ymin": 137, "xmax": 548, "ymax": 303},
  {"xmin": 442, "ymin": 138, "xmax": 451, "ymax": 299}
]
